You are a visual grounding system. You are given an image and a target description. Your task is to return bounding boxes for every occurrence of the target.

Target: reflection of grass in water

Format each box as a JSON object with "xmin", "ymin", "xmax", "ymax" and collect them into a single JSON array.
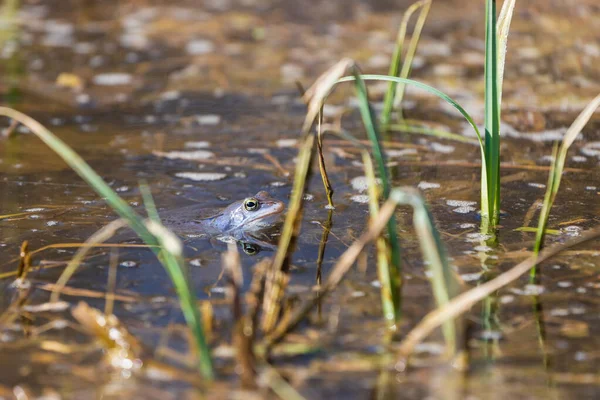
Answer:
[{"xmin": 0, "ymin": 107, "xmax": 214, "ymax": 379}]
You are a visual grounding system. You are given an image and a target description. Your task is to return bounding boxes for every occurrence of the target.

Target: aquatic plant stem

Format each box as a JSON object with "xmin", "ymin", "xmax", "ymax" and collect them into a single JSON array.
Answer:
[
  {"xmin": 483, "ymin": 0, "xmax": 501, "ymax": 230},
  {"xmin": 392, "ymin": 188, "xmax": 461, "ymax": 354},
  {"xmin": 363, "ymin": 152, "xmax": 397, "ymax": 327},
  {"xmin": 530, "ymin": 93, "xmax": 600, "ymax": 279},
  {"xmin": 381, "ymin": 0, "xmax": 431, "ymax": 128},
  {"xmin": 352, "ymin": 70, "xmax": 402, "ymax": 324}
]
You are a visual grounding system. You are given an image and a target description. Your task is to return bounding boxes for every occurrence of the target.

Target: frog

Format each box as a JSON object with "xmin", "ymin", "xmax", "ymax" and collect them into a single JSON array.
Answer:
[
  {"xmin": 195, "ymin": 191, "xmax": 285, "ymax": 234},
  {"xmin": 159, "ymin": 191, "xmax": 285, "ymax": 254}
]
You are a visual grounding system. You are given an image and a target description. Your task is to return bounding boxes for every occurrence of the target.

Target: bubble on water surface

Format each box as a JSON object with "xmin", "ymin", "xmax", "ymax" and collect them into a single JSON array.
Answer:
[
  {"xmin": 446, "ymin": 200, "xmax": 476, "ymax": 207},
  {"xmin": 460, "ymin": 272, "xmax": 482, "ymax": 282},
  {"xmin": 527, "ymin": 182, "xmax": 546, "ymax": 189},
  {"xmin": 465, "ymin": 232, "xmax": 492, "ymax": 242},
  {"xmin": 190, "ymin": 259, "xmax": 202, "ymax": 267},
  {"xmin": 581, "ymin": 141, "xmax": 600, "ymax": 158},
  {"xmin": 276, "ymin": 138, "xmax": 298, "ymax": 148},
  {"xmin": 161, "ymin": 91, "xmax": 181, "ymax": 101},
  {"xmin": 480, "ymin": 330, "xmax": 503, "ymax": 340},
  {"xmin": 196, "ymin": 115, "xmax": 221, "ymax": 125},
  {"xmin": 186, "ymin": 39, "xmax": 215, "ymax": 55},
  {"xmin": 430, "ymin": 142, "xmax": 455, "ymax": 154},
  {"xmin": 120, "ymin": 261, "xmax": 138, "ymax": 268},
  {"xmin": 510, "ymin": 284, "xmax": 544, "ymax": 296},
  {"xmin": 93, "ymin": 73, "xmax": 133, "ymax": 86},
  {"xmin": 76, "ymin": 93, "xmax": 91, "ymax": 105},
  {"xmin": 386, "ymin": 148, "xmax": 418, "ymax": 157},
  {"xmin": 350, "ymin": 194, "xmax": 370, "ymax": 204},
  {"xmin": 417, "ymin": 181, "xmax": 440, "ymax": 190},
  {"xmin": 453, "ymin": 206, "xmax": 476, "ymax": 214},
  {"xmin": 185, "ymin": 141, "xmax": 211, "ymax": 149},
  {"xmin": 473, "ymin": 245, "xmax": 492, "ymax": 252},
  {"xmin": 175, "ymin": 172, "xmax": 227, "ymax": 182},
  {"xmin": 155, "ymin": 150, "xmax": 214, "ymax": 160},
  {"xmin": 414, "ymin": 342, "xmax": 445, "ymax": 355},
  {"xmin": 562, "ymin": 226, "xmax": 582, "ymax": 237},
  {"xmin": 351, "ymin": 176, "xmax": 381, "ymax": 192}
]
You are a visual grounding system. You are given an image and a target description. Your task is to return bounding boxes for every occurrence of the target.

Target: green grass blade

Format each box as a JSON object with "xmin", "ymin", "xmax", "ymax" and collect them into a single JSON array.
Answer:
[
  {"xmin": 381, "ymin": 0, "xmax": 431, "ymax": 127},
  {"xmin": 390, "ymin": 188, "xmax": 460, "ymax": 354},
  {"xmin": 351, "ymin": 71, "xmax": 402, "ymax": 323},
  {"xmin": 531, "ymin": 94, "xmax": 600, "ymax": 279},
  {"xmin": 339, "ymin": 75, "xmax": 488, "ymax": 207},
  {"xmin": 388, "ymin": 123, "xmax": 477, "ymax": 144},
  {"xmin": 0, "ymin": 107, "xmax": 214, "ymax": 380},
  {"xmin": 362, "ymin": 151, "xmax": 398, "ymax": 326},
  {"xmin": 484, "ymin": 0, "xmax": 501, "ymax": 229},
  {"xmin": 338, "ymin": 75, "xmax": 484, "ymax": 148}
]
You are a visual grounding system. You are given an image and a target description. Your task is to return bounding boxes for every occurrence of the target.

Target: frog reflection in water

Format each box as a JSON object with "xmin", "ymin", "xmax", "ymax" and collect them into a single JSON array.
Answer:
[{"xmin": 161, "ymin": 191, "xmax": 285, "ymax": 255}]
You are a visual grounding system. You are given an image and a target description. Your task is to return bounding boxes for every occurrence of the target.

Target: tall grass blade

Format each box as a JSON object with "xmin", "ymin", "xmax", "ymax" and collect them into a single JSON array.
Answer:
[
  {"xmin": 483, "ymin": 0, "xmax": 501, "ymax": 230},
  {"xmin": 362, "ymin": 152, "xmax": 398, "ymax": 327},
  {"xmin": 389, "ymin": 123, "xmax": 477, "ymax": 144},
  {"xmin": 351, "ymin": 70, "xmax": 402, "ymax": 324},
  {"xmin": 530, "ymin": 94, "xmax": 600, "ymax": 279},
  {"xmin": 338, "ymin": 75, "xmax": 484, "ymax": 147},
  {"xmin": 381, "ymin": 0, "xmax": 431, "ymax": 127},
  {"xmin": 390, "ymin": 188, "xmax": 461, "ymax": 354},
  {"xmin": 0, "ymin": 107, "xmax": 214, "ymax": 379}
]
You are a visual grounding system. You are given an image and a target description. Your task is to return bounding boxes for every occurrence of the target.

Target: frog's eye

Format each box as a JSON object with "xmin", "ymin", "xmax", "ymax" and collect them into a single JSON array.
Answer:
[
  {"xmin": 243, "ymin": 197, "xmax": 259, "ymax": 211},
  {"xmin": 242, "ymin": 242, "xmax": 260, "ymax": 255}
]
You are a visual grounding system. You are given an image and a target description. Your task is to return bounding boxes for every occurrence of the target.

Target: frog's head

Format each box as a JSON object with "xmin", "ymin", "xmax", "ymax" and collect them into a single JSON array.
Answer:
[{"xmin": 216, "ymin": 191, "xmax": 285, "ymax": 232}]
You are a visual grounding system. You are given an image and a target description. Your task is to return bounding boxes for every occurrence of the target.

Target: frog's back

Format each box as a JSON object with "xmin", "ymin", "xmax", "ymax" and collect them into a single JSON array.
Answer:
[{"xmin": 159, "ymin": 204, "xmax": 215, "ymax": 236}]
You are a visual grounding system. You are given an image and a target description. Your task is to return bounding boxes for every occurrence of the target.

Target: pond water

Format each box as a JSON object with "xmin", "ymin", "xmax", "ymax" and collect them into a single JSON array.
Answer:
[{"xmin": 1, "ymin": 0, "xmax": 600, "ymax": 398}]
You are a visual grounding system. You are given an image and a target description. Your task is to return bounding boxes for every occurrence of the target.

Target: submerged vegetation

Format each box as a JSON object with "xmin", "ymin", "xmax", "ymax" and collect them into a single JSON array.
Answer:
[{"xmin": 1, "ymin": 0, "xmax": 600, "ymax": 398}]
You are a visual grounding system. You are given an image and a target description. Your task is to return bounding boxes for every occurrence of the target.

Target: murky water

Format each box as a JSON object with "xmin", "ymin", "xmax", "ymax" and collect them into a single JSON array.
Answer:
[{"xmin": 1, "ymin": 0, "xmax": 600, "ymax": 398}]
